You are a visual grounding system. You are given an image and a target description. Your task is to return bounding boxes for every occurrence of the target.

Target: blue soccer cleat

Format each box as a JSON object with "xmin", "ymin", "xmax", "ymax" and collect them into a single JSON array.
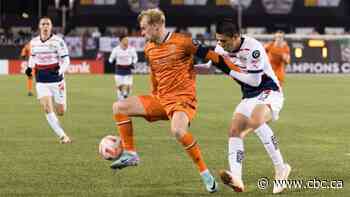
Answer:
[
  {"xmin": 201, "ymin": 170, "xmax": 218, "ymax": 193},
  {"xmin": 110, "ymin": 151, "xmax": 140, "ymax": 170}
]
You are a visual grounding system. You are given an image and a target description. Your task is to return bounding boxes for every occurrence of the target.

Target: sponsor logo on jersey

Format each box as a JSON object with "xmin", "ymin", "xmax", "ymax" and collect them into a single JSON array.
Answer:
[{"xmin": 252, "ymin": 50, "xmax": 260, "ymax": 59}]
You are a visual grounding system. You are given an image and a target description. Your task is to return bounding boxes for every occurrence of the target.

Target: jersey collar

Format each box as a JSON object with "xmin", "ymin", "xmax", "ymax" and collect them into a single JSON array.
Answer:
[
  {"xmin": 230, "ymin": 37, "xmax": 245, "ymax": 53},
  {"xmin": 161, "ymin": 31, "xmax": 171, "ymax": 43},
  {"xmin": 40, "ymin": 34, "xmax": 53, "ymax": 43}
]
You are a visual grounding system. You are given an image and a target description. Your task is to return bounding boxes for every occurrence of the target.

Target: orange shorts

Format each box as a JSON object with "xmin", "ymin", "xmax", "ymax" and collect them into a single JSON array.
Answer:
[{"xmin": 138, "ymin": 95, "xmax": 197, "ymax": 122}]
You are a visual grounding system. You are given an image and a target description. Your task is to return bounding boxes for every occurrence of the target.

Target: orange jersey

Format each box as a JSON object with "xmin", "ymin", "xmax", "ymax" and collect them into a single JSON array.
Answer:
[
  {"xmin": 144, "ymin": 33, "xmax": 197, "ymax": 109},
  {"xmin": 21, "ymin": 42, "xmax": 31, "ymax": 58},
  {"xmin": 265, "ymin": 42, "xmax": 290, "ymax": 84}
]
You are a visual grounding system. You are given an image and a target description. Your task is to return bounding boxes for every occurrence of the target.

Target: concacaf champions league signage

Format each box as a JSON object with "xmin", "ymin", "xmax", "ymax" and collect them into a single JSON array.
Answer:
[
  {"xmin": 286, "ymin": 63, "xmax": 350, "ymax": 74},
  {"xmin": 286, "ymin": 38, "xmax": 350, "ymax": 74}
]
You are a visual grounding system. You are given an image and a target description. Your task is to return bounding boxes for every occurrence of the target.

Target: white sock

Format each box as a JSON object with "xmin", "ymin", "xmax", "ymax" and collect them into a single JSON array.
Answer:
[
  {"xmin": 228, "ymin": 137, "xmax": 244, "ymax": 179},
  {"xmin": 117, "ymin": 89, "xmax": 123, "ymax": 100},
  {"xmin": 121, "ymin": 89, "xmax": 128, "ymax": 98},
  {"xmin": 45, "ymin": 112, "xmax": 66, "ymax": 138},
  {"xmin": 255, "ymin": 123, "xmax": 284, "ymax": 169}
]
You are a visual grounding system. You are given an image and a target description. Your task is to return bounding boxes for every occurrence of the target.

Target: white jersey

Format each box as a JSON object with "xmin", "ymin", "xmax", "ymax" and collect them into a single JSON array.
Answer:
[
  {"xmin": 215, "ymin": 36, "xmax": 281, "ymax": 99},
  {"xmin": 109, "ymin": 45, "xmax": 138, "ymax": 66},
  {"xmin": 29, "ymin": 34, "xmax": 69, "ymax": 83}
]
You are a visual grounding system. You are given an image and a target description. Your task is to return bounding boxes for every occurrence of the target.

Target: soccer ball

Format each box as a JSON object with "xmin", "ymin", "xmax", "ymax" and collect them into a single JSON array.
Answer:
[{"xmin": 99, "ymin": 135, "xmax": 123, "ymax": 160}]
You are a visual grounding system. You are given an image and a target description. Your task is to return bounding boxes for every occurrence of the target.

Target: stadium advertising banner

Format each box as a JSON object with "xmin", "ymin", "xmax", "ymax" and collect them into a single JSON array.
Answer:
[
  {"xmin": 68, "ymin": 60, "xmax": 104, "ymax": 74},
  {"xmin": 286, "ymin": 38, "xmax": 350, "ymax": 74},
  {"xmin": 0, "ymin": 60, "xmax": 9, "ymax": 75},
  {"xmin": 6, "ymin": 60, "xmax": 104, "ymax": 75},
  {"xmin": 8, "ymin": 60, "xmax": 26, "ymax": 74}
]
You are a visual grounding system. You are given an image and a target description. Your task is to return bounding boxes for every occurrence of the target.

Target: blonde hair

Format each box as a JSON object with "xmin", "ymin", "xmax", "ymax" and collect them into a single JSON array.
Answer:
[{"xmin": 137, "ymin": 8, "xmax": 165, "ymax": 25}]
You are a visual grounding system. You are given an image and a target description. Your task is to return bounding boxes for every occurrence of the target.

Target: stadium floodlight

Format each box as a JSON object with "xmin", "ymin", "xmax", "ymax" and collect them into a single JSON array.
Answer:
[{"xmin": 54, "ymin": 0, "xmax": 75, "ymax": 32}]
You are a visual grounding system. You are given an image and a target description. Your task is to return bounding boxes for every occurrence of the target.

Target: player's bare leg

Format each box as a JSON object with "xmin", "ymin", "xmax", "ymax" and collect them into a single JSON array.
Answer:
[
  {"xmin": 125, "ymin": 84, "xmax": 132, "ymax": 98},
  {"xmin": 116, "ymin": 85, "xmax": 124, "ymax": 101},
  {"xmin": 171, "ymin": 111, "xmax": 217, "ymax": 193},
  {"xmin": 242, "ymin": 104, "xmax": 290, "ymax": 194},
  {"xmin": 120, "ymin": 84, "xmax": 130, "ymax": 99},
  {"xmin": 240, "ymin": 104, "xmax": 272, "ymax": 138},
  {"xmin": 39, "ymin": 96, "xmax": 70, "ymax": 143},
  {"xmin": 110, "ymin": 96, "xmax": 146, "ymax": 169},
  {"xmin": 220, "ymin": 113, "xmax": 247, "ymax": 192}
]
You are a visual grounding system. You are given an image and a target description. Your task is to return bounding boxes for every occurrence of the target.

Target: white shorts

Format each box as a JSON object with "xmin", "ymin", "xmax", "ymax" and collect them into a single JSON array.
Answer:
[
  {"xmin": 234, "ymin": 90, "xmax": 284, "ymax": 121},
  {"xmin": 36, "ymin": 81, "xmax": 67, "ymax": 109},
  {"xmin": 114, "ymin": 75, "xmax": 133, "ymax": 86}
]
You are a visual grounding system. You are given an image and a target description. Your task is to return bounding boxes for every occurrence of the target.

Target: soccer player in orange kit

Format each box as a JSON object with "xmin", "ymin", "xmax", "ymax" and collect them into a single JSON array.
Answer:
[
  {"xmin": 108, "ymin": 8, "xmax": 221, "ymax": 193},
  {"xmin": 21, "ymin": 42, "xmax": 34, "ymax": 96},
  {"xmin": 264, "ymin": 31, "xmax": 290, "ymax": 86}
]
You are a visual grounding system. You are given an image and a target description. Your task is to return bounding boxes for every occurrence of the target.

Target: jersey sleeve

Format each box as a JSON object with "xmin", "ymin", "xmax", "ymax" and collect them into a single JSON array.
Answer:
[
  {"xmin": 264, "ymin": 42, "xmax": 272, "ymax": 53},
  {"xmin": 108, "ymin": 48, "xmax": 117, "ymax": 64},
  {"xmin": 283, "ymin": 45, "xmax": 291, "ymax": 64},
  {"xmin": 285, "ymin": 45, "xmax": 290, "ymax": 55},
  {"xmin": 246, "ymin": 43, "xmax": 265, "ymax": 74},
  {"xmin": 132, "ymin": 48, "xmax": 138, "ymax": 64},
  {"xmin": 27, "ymin": 40, "xmax": 35, "ymax": 68}
]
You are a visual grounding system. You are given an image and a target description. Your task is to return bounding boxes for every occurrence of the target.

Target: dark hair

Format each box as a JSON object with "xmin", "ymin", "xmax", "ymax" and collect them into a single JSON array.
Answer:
[
  {"xmin": 39, "ymin": 16, "xmax": 52, "ymax": 22},
  {"xmin": 119, "ymin": 34, "xmax": 128, "ymax": 41},
  {"xmin": 216, "ymin": 18, "xmax": 240, "ymax": 37}
]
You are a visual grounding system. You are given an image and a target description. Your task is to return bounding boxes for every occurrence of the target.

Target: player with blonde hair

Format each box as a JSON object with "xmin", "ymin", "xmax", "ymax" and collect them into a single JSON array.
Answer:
[{"xmin": 109, "ymin": 8, "xmax": 218, "ymax": 193}]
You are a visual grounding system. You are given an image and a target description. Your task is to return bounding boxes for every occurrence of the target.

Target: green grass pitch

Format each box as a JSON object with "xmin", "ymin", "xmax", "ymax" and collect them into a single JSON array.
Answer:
[{"xmin": 0, "ymin": 74, "xmax": 349, "ymax": 197}]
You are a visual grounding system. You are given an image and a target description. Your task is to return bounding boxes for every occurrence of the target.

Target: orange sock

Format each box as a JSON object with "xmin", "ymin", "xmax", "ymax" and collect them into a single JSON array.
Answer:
[
  {"xmin": 27, "ymin": 77, "xmax": 33, "ymax": 92},
  {"xmin": 114, "ymin": 114, "xmax": 135, "ymax": 152},
  {"xmin": 179, "ymin": 132, "xmax": 208, "ymax": 173}
]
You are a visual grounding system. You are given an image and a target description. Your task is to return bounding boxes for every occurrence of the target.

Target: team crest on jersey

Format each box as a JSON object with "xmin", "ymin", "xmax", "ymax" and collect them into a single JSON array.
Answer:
[
  {"xmin": 192, "ymin": 39, "xmax": 201, "ymax": 47},
  {"xmin": 252, "ymin": 50, "xmax": 260, "ymax": 59},
  {"xmin": 48, "ymin": 44, "xmax": 56, "ymax": 50}
]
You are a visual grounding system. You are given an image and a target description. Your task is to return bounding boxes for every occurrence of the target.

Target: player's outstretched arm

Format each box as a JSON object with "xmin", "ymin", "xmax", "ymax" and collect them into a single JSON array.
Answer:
[
  {"xmin": 195, "ymin": 45, "xmax": 241, "ymax": 74},
  {"xmin": 195, "ymin": 45, "xmax": 262, "ymax": 87}
]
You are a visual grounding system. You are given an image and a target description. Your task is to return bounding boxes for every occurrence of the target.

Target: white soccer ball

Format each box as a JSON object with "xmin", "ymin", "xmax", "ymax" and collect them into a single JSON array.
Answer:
[{"xmin": 99, "ymin": 135, "xmax": 123, "ymax": 160}]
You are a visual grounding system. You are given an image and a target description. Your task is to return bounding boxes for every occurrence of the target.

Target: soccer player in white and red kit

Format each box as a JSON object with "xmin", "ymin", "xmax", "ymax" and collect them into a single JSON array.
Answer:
[
  {"xmin": 207, "ymin": 20, "xmax": 291, "ymax": 194},
  {"xmin": 108, "ymin": 35, "xmax": 138, "ymax": 100},
  {"xmin": 26, "ymin": 17, "xmax": 72, "ymax": 144}
]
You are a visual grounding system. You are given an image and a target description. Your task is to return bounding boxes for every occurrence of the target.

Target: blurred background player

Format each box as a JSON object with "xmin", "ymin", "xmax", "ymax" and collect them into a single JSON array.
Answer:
[
  {"xmin": 108, "ymin": 35, "xmax": 138, "ymax": 100},
  {"xmin": 207, "ymin": 20, "xmax": 290, "ymax": 194},
  {"xmin": 264, "ymin": 31, "xmax": 290, "ymax": 87},
  {"xmin": 26, "ymin": 17, "xmax": 72, "ymax": 144},
  {"xmin": 21, "ymin": 42, "xmax": 34, "ymax": 96},
  {"xmin": 109, "ymin": 8, "xmax": 218, "ymax": 193}
]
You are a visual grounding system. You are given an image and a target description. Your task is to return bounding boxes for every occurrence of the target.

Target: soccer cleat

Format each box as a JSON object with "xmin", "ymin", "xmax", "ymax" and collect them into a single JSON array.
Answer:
[
  {"xmin": 59, "ymin": 135, "xmax": 72, "ymax": 144},
  {"xmin": 219, "ymin": 170, "xmax": 245, "ymax": 192},
  {"xmin": 201, "ymin": 170, "xmax": 218, "ymax": 193},
  {"xmin": 110, "ymin": 151, "xmax": 140, "ymax": 170},
  {"xmin": 273, "ymin": 163, "xmax": 291, "ymax": 194},
  {"xmin": 28, "ymin": 92, "xmax": 33, "ymax": 96}
]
